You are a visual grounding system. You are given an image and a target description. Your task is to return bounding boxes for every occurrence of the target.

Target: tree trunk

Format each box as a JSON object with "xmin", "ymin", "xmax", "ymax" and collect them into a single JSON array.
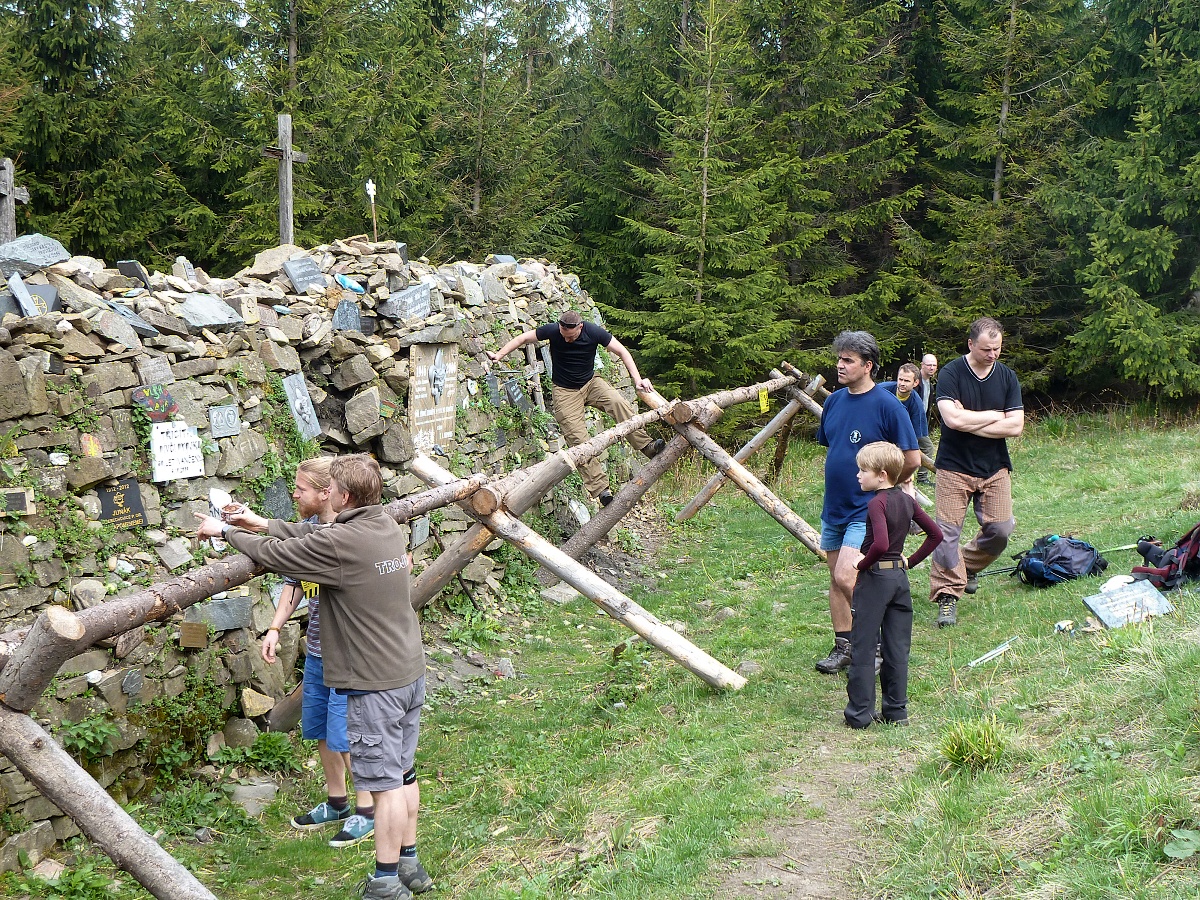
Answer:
[
  {"xmin": 0, "ymin": 706, "xmax": 218, "ymax": 900},
  {"xmin": 0, "ymin": 606, "xmax": 85, "ymax": 712},
  {"xmin": 409, "ymin": 456, "xmax": 746, "ymax": 691}
]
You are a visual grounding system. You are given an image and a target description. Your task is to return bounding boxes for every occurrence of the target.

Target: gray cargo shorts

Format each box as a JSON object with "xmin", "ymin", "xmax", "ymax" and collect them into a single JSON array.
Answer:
[{"xmin": 345, "ymin": 676, "xmax": 425, "ymax": 793}]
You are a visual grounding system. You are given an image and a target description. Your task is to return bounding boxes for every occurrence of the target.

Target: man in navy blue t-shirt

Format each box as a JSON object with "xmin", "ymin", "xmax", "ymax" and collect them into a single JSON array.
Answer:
[{"xmin": 813, "ymin": 331, "xmax": 920, "ymax": 674}]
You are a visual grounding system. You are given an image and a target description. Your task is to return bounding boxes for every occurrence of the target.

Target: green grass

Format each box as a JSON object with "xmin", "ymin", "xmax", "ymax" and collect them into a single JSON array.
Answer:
[{"xmin": 10, "ymin": 412, "xmax": 1200, "ymax": 899}]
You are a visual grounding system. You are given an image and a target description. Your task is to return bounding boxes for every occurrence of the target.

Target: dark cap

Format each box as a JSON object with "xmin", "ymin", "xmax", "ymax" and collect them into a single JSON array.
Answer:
[{"xmin": 558, "ymin": 310, "xmax": 583, "ymax": 328}]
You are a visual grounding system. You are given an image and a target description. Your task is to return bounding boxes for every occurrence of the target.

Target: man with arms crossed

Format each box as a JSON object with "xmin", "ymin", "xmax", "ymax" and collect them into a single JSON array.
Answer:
[
  {"xmin": 929, "ymin": 318, "xmax": 1024, "ymax": 628},
  {"xmin": 814, "ymin": 331, "xmax": 920, "ymax": 674},
  {"xmin": 198, "ymin": 455, "xmax": 431, "ymax": 899}
]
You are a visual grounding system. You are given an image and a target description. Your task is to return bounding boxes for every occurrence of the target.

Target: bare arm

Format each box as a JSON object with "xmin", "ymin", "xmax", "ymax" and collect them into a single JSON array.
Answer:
[
  {"xmin": 937, "ymin": 398, "xmax": 1005, "ymax": 433},
  {"xmin": 487, "ymin": 330, "xmax": 537, "ymax": 363},
  {"xmin": 899, "ymin": 449, "xmax": 921, "ymax": 484},
  {"xmin": 974, "ymin": 409, "xmax": 1024, "ymax": 439},
  {"xmin": 261, "ymin": 582, "xmax": 303, "ymax": 663},
  {"xmin": 605, "ymin": 336, "xmax": 653, "ymax": 393}
]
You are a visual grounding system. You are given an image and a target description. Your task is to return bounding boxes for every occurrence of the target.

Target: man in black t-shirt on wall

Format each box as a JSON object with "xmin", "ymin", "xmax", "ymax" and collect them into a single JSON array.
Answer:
[
  {"xmin": 488, "ymin": 310, "xmax": 664, "ymax": 506},
  {"xmin": 928, "ymin": 318, "xmax": 1024, "ymax": 628}
]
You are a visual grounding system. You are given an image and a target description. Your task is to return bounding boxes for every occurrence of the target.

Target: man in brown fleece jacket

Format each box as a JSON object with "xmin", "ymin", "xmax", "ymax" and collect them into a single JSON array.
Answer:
[{"xmin": 197, "ymin": 455, "xmax": 430, "ymax": 900}]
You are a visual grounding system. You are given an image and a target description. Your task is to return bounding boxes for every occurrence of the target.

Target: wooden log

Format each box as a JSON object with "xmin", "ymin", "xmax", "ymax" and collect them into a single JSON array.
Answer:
[
  {"xmin": 643, "ymin": 390, "xmax": 825, "ymax": 560},
  {"xmin": 264, "ymin": 682, "xmax": 304, "ymax": 733},
  {"xmin": 675, "ymin": 398, "xmax": 803, "ymax": 523},
  {"xmin": 411, "ymin": 454, "xmax": 576, "ymax": 610},
  {"xmin": 0, "ymin": 606, "xmax": 85, "ymax": 712},
  {"xmin": 524, "ymin": 344, "xmax": 546, "ymax": 412},
  {"xmin": 409, "ymin": 457, "xmax": 747, "ymax": 691},
  {"xmin": 562, "ymin": 404, "xmax": 724, "ymax": 561},
  {"xmin": 0, "ymin": 706, "xmax": 218, "ymax": 900},
  {"xmin": 383, "ymin": 472, "xmax": 494, "ymax": 523}
]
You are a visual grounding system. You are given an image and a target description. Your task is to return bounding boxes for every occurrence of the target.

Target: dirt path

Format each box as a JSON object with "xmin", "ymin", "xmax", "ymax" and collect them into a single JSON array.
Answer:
[{"xmin": 712, "ymin": 735, "xmax": 879, "ymax": 900}]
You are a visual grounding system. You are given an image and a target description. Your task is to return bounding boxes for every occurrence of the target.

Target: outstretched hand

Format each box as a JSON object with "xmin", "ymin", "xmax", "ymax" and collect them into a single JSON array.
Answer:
[{"xmin": 194, "ymin": 513, "xmax": 226, "ymax": 539}]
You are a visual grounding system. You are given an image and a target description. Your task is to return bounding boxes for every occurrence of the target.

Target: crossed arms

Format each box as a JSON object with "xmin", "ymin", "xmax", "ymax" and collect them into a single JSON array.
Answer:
[{"xmin": 938, "ymin": 399, "xmax": 1024, "ymax": 438}]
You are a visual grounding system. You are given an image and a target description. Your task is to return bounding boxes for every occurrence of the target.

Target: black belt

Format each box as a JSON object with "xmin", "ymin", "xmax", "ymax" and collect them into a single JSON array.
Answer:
[{"xmin": 873, "ymin": 559, "xmax": 907, "ymax": 571}]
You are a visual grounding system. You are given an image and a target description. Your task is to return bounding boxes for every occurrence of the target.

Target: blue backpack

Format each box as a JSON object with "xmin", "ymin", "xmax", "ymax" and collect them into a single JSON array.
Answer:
[{"xmin": 1013, "ymin": 535, "xmax": 1108, "ymax": 588}]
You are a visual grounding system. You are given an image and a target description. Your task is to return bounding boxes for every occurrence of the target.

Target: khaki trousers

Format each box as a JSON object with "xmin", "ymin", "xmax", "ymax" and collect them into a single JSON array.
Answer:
[
  {"xmin": 929, "ymin": 468, "xmax": 1016, "ymax": 600},
  {"xmin": 551, "ymin": 378, "xmax": 651, "ymax": 497}
]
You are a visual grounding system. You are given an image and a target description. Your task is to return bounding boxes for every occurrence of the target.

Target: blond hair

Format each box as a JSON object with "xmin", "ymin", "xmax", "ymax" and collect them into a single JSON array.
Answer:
[
  {"xmin": 856, "ymin": 441, "xmax": 904, "ymax": 484},
  {"xmin": 330, "ymin": 454, "xmax": 383, "ymax": 508},
  {"xmin": 295, "ymin": 457, "xmax": 334, "ymax": 491}
]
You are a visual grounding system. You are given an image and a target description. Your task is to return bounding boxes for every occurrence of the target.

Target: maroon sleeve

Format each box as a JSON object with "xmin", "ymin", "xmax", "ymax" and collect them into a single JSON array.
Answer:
[
  {"xmin": 907, "ymin": 504, "xmax": 943, "ymax": 568},
  {"xmin": 857, "ymin": 494, "xmax": 889, "ymax": 571}
]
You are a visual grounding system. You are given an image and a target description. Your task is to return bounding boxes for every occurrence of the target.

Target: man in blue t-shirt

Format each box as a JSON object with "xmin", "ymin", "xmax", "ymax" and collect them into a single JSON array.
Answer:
[
  {"xmin": 880, "ymin": 362, "xmax": 933, "ymax": 486},
  {"xmin": 814, "ymin": 331, "xmax": 920, "ymax": 674}
]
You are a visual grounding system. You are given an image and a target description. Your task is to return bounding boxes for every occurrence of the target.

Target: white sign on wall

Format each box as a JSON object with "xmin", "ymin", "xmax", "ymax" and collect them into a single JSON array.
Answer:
[{"xmin": 150, "ymin": 421, "xmax": 206, "ymax": 482}]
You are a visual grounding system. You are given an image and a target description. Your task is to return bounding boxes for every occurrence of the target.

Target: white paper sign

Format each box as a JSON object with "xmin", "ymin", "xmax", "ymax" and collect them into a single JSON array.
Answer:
[{"xmin": 151, "ymin": 421, "xmax": 205, "ymax": 482}]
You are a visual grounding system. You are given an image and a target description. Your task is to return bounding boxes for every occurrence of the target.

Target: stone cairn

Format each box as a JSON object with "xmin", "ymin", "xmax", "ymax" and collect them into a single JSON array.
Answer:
[{"xmin": 0, "ymin": 232, "xmax": 638, "ymax": 869}]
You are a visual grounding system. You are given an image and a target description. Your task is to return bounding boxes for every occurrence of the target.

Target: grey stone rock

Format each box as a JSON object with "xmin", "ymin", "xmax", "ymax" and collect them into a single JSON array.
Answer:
[
  {"xmin": 0, "ymin": 234, "xmax": 70, "ymax": 278},
  {"xmin": 57, "ymin": 649, "xmax": 111, "ymax": 677},
  {"xmin": 176, "ymin": 293, "xmax": 244, "ymax": 332},
  {"xmin": 16, "ymin": 355, "xmax": 49, "ymax": 415},
  {"xmin": 66, "ymin": 456, "xmax": 115, "ymax": 491},
  {"xmin": 259, "ymin": 339, "xmax": 301, "ymax": 372},
  {"xmin": 185, "ymin": 595, "xmax": 253, "ymax": 632},
  {"xmin": 345, "ymin": 385, "xmax": 381, "ymax": 435},
  {"xmin": 91, "ymin": 309, "xmax": 144, "ymax": 351},
  {"xmin": 81, "ymin": 361, "xmax": 138, "ymax": 396},
  {"xmin": 0, "ymin": 820, "xmax": 56, "ymax": 873},
  {"xmin": 139, "ymin": 308, "xmax": 192, "ymax": 337},
  {"xmin": 227, "ymin": 776, "xmax": 277, "ymax": 818},
  {"xmin": 222, "ymin": 717, "xmax": 260, "ymax": 749},
  {"xmin": 0, "ymin": 348, "xmax": 31, "ymax": 420},
  {"xmin": 216, "ymin": 429, "xmax": 268, "ymax": 476},
  {"xmin": 246, "ymin": 244, "xmax": 305, "ymax": 278},
  {"xmin": 397, "ymin": 323, "xmax": 456, "ymax": 348},
  {"xmin": 377, "ymin": 420, "xmax": 414, "ymax": 464},
  {"xmin": 155, "ymin": 537, "xmax": 194, "ymax": 571},
  {"xmin": 332, "ymin": 353, "xmax": 375, "ymax": 390}
]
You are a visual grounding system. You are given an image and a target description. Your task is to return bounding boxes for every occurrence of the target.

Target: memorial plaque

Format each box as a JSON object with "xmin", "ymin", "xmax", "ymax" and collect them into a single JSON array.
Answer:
[
  {"xmin": 27, "ymin": 284, "xmax": 60, "ymax": 313},
  {"xmin": 505, "ymin": 377, "xmax": 531, "ymax": 412},
  {"xmin": 80, "ymin": 433, "xmax": 103, "ymax": 457},
  {"xmin": 179, "ymin": 621, "xmax": 209, "ymax": 649},
  {"xmin": 97, "ymin": 476, "xmax": 148, "ymax": 528},
  {"xmin": 281, "ymin": 372, "xmax": 322, "ymax": 440},
  {"xmin": 1, "ymin": 487, "xmax": 34, "ymax": 516},
  {"xmin": 540, "ymin": 345, "xmax": 553, "ymax": 381},
  {"xmin": 107, "ymin": 300, "xmax": 160, "ymax": 337},
  {"xmin": 484, "ymin": 372, "xmax": 503, "ymax": 407},
  {"xmin": 380, "ymin": 397, "xmax": 401, "ymax": 419},
  {"xmin": 151, "ymin": 421, "xmax": 205, "ymax": 481},
  {"xmin": 135, "ymin": 355, "xmax": 175, "ymax": 387},
  {"xmin": 173, "ymin": 256, "xmax": 197, "ymax": 283},
  {"xmin": 131, "ymin": 384, "xmax": 180, "ymax": 422},
  {"xmin": 282, "ymin": 257, "xmax": 326, "ymax": 294},
  {"xmin": 332, "ymin": 298, "xmax": 363, "ymax": 332},
  {"xmin": 261, "ymin": 476, "xmax": 295, "ymax": 521},
  {"xmin": 378, "ymin": 282, "xmax": 431, "ymax": 321},
  {"xmin": 209, "ymin": 403, "xmax": 242, "ymax": 438},
  {"xmin": 410, "ymin": 515, "xmax": 430, "ymax": 548},
  {"xmin": 1083, "ymin": 580, "xmax": 1175, "ymax": 629},
  {"xmin": 408, "ymin": 344, "xmax": 458, "ymax": 452},
  {"xmin": 116, "ymin": 259, "xmax": 152, "ymax": 288},
  {"xmin": 494, "ymin": 425, "xmax": 508, "ymax": 448},
  {"xmin": 6, "ymin": 272, "xmax": 41, "ymax": 317}
]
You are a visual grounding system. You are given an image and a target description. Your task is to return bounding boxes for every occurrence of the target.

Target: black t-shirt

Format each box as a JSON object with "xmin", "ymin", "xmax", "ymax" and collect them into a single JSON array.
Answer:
[
  {"xmin": 935, "ymin": 356, "xmax": 1022, "ymax": 477},
  {"xmin": 535, "ymin": 322, "xmax": 612, "ymax": 389}
]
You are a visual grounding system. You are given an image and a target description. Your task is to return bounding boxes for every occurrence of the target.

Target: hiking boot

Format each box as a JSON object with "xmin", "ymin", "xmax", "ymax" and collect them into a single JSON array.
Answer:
[
  {"xmin": 964, "ymin": 570, "xmax": 979, "ymax": 594},
  {"xmin": 815, "ymin": 638, "xmax": 852, "ymax": 674},
  {"xmin": 642, "ymin": 438, "xmax": 666, "ymax": 459},
  {"xmin": 936, "ymin": 595, "xmax": 958, "ymax": 628},
  {"xmin": 329, "ymin": 814, "xmax": 375, "ymax": 848},
  {"xmin": 872, "ymin": 712, "xmax": 910, "ymax": 727},
  {"xmin": 398, "ymin": 858, "xmax": 435, "ymax": 894},
  {"xmin": 598, "ymin": 490, "xmax": 614, "ymax": 507},
  {"xmin": 359, "ymin": 875, "xmax": 412, "ymax": 900},
  {"xmin": 290, "ymin": 801, "xmax": 352, "ymax": 831},
  {"xmin": 916, "ymin": 471, "xmax": 933, "ymax": 485}
]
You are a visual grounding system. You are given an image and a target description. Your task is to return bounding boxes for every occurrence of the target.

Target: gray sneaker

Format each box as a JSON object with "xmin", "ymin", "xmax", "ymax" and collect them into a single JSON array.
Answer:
[
  {"xmin": 398, "ymin": 858, "xmax": 435, "ymax": 894},
  {"xmin": 964, "ymin": 570, "xmax": 979, "ymax": 594},
  {"xmin": 359, "ymin": 875, "xmax": 412, "ymax": 900},
  {"xmin": 936, "ymin": 595, "xmax": 958, "ymax": 628}
]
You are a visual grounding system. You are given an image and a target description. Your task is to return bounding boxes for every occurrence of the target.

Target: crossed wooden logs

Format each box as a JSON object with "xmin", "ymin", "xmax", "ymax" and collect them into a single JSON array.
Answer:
[{"xmin": 0, "ymin": 368, "xmax": 829, "ymax": 900}]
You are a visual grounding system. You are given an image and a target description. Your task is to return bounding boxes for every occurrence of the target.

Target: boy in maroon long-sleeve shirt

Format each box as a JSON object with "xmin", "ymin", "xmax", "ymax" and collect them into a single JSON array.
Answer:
[{"xmin": 846, "ymin": 442, "xmax": 943, "ymax": 728}]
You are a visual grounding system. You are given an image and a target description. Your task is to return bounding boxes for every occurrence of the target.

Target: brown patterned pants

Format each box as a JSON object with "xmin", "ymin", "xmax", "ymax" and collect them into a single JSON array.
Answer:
[{"xmin": 929, "ymin": 468, "xmax": 1016, "ymax": 601}]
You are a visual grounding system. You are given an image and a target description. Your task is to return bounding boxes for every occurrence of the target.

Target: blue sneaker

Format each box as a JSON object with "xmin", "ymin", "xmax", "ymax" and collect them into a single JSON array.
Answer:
[
  {"xmin": 329, "ymin": 814, "xmax": 375, "ymax": 848},
  {"xmin": 291, "ymin": 801, "xmax": 352, "ymax": 831}
]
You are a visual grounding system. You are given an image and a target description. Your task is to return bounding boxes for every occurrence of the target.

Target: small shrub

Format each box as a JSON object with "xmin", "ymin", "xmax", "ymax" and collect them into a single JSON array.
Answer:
[
  {"xmin": 939, "ymin": 713, "xmax": 1010, "ymax": 773},
  {"xmin": 12, "ymin": 860, "xmax": 120, "ymax": 900},
  {"xmin": 215, "ymin": 732, "xmax": 302, "ymax": 774},
  {"xmin": 57, "ymin": 715, "xmax": 120, "ymax": 764}
]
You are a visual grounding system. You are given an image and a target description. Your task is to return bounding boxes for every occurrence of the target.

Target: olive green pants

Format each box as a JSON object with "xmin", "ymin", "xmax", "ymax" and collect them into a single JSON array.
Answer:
[{"xmin": 551, "ymin": 377, "xmax": 652, "ymax": 497}]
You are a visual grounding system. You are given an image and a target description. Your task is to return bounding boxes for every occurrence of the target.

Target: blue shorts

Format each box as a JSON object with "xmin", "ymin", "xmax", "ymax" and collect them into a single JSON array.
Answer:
[
  {"xmin": 820, "ymin": 519, "xmax": 866, "ymax": 553},
  {"xmin": 301, "ymin": 653, "xmax": 349, "ymax": 753}
]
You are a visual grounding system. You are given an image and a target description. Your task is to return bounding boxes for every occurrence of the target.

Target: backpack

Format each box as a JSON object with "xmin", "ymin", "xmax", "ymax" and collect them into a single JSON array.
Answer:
[
  {"xmin": 1132, "ymin": 524, "xmax": 1200, "ymax": 590},
  {"xmin": 1012, "ymin": 535, "xmax": 1108, "ymax": 588}
]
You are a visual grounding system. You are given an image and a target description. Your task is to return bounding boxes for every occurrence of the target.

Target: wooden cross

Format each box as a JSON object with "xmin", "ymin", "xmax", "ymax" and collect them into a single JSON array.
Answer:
[
  {"xmin": 261, "ymin": 113, "xmax": 309, "ymax": 245},
  {"xmin": 0, "ymin": 158, "xmax": 29, "ymax": 245}
]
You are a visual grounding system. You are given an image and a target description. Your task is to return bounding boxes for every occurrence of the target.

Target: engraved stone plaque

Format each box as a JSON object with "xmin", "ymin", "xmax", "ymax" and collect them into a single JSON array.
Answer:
[{"xmin": 209, "ymin": 404, "xmax": 242, "ymax": 439}]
